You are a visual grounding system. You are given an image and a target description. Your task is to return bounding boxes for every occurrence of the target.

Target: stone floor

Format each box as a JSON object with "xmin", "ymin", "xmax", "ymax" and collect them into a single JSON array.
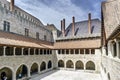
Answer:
[{"xmin": 30, "ymin": 70, "xmax": 102, "ymax": 80}]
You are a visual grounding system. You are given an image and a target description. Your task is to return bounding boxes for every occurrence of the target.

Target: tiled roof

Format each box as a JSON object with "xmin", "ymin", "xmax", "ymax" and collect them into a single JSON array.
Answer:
[
  {"xmin": 60, "ymin": 18, "xmax": 101, "ymax": 38},
  {"xmin": 0, "ymin": 31, "xmax": 53, "ymax": 49},
  {"xmin": 54, "ymin": 39, "xmax": 101, "ymax": 49}
]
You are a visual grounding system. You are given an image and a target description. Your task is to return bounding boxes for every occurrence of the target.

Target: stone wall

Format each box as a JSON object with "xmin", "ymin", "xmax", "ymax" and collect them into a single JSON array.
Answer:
[
  {"xmin": 0, "ymin": 0, "xmax": 53, "ymax": 42},
  {"xmin": 101, "ymin": 56, "xmax": 120, "ymax": 80},
  {"xmin": 102, "ymin": 0, "xmax": 120, "ymax": 39}
]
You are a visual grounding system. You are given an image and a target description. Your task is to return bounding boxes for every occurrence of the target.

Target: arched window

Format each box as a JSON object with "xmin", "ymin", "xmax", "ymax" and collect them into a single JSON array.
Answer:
[
  {"xmin": 0, "ymin": 67, "xmax": 12, "ymax": 80},
  {"xmin": 86, "ymin": 61, "xmax": 95, "ymax": 70},
  {"xmin": 48, "ymin": 61, "xmax": 52, "ymax": 69},
  {"xmin": 16, "ymin": 65, "xmax": 28, "ymax": 79},
  {"xmin": 40, "ymin": 62, "xmax": 46, "ymax": 71},
  {"xmin": 58, "ymin": 60, "xmax": 64, "ymax": 67},
  {"xmin": 66, "ymin": 60, "xmax": 74, "ymax": 68},
  {"xmin": 75, "ymin": 60, "xmax": 84, "ymax": 69},
  {"xmin": 30, "ymin": 63, "xmax": 38, "ymax": 75}
]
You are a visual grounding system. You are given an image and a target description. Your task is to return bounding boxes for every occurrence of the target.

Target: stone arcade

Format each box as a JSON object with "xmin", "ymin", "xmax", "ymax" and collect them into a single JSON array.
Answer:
[{"xmin": 0, "ymin": 0, "xmax": 120, "ymax": 80}]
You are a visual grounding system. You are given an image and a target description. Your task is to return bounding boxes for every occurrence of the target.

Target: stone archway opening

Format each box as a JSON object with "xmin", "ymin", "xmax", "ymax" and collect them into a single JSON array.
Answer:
[
  {"xmin": 30, "ymin": 63, "xmax": 38, "ymax": 75},
  {"xmin": 0, "ymin": 67, "xmax": 12, "ymax": 80},
  {"xmin": 40, "ymin": 61, "xmax": 46, "ymax": 71},
  {"xmin": 16, "ymin": 65, "xmax": 28, "ymax": 79},
  {"xmin": 75, "ymin": 60, "xmax": 84, "ymax": 69},
  {"xmin": 86, "ymin": 61, "xmax": 95, "ymax": 70},
  {"xmin": 66, "ymin": 60, "xmax": 74, "ymax": 68},
  {"xmin": 48, "ymin": 61, "xmax": 52, "ymax": 69},
  {"xmin": 58, "ymin": 60, "xmax": 64, "ymax": 68}
]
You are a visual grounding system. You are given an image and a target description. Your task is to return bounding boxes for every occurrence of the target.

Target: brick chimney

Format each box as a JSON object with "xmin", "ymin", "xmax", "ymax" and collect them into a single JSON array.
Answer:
[
  {"xmin": 61, "ymin": 20, "xmax": 63, "ymax": 34},
  {"xmin": 88, "ymin": 13, "xmax": 91, "ymax": 34},
  {"xmin": 63, "ymin": 18, "xmax": 65, "ymax": 37},
  {"xmin": 72, "ymin": 16, "xmax": 75, "ymax": 36},
  {"xmin": 61, "ymin": 20, "xmax": 65, "ymax": 37},
  {"xmin": 10, "ymin": 0, "xmax": 14, "ymax": 11}
]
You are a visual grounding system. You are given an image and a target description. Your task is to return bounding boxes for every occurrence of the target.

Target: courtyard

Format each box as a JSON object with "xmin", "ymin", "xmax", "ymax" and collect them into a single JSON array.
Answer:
[{"xmin": 30, "ymin": 70, "xmax": 102, "ymax": 80}]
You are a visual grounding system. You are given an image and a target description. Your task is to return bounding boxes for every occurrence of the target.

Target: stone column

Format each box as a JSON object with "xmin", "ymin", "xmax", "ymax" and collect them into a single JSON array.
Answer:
[
  {"xmin": 69, "ymin": 49, "xmax": 70, "ymax": 54},
  {"xmin": 28, "ymin": 68, "xmax": 31, "ymax": 78},
  {"xmin": 79, "ymin": 49, "xmax": 80, "ymax": 54},
  {"xmin": 60, "ymin": 49, "xmax": 62, "ymax": 54},
  {"xmin": 64, "ymin": 50, "xmax": 66, "ymax": 55},
  {"xmin": 3, "ymin": 46, "xmax": 7, "ymax": 57},
  {"xmin": 38, "ymin": 65, "xmax": 40, "ymax": 74},
  {"xmin": 111, "ymin": 43, "xmax": 114, "ymax": 57},
  {"xmin": 12, "ymin": 71, "xmax": 16, "ymax": 80},
  {"xmin": 65, "ymin": 60, "xmax": 66, "ymax": 69},
  {"xmin": 21, "ymin": 48, "xmax": 24, "ymax": 55},
  {"xmin": 116, "ymin": 41, "xmax": 120, "ymax": 58},
  {"xmin": 89, "ymin": 49, "xmax": 91, "ymax": 54},
  {"xmin": 28, "ymin": 48, "xmax": 30, "ymax": 55},
  {"xmin": 13, "ymin": 47, "xmax": 16, "ymax": 56},
  {"xmin": 108, "ymin": 41, "xmax": 113, "ymax": 57},
  {"xmin": 84, "ymin": 49, "xmax": 85, "ymax": 57},
  {"xmin": 74, "ymin": 49, "xmax": 75, "ymax": 54}
]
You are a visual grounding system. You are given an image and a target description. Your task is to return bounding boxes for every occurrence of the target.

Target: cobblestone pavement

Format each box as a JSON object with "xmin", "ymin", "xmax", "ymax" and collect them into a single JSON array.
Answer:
[{"xmin": 30, "ymin": 70, "xmax": 102, "ymax": 80}]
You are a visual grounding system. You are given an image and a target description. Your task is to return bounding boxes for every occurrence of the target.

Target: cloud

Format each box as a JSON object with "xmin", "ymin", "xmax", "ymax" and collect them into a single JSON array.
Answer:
[{"xmin": 7, "ymin": 0, "xmax": 103, "ymax": 30}]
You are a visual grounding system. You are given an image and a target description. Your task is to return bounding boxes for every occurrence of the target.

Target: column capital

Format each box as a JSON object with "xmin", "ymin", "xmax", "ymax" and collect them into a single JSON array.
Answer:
[{"xmin": 3, "ymin": 46, "xmax": 7, "ymax": 48}]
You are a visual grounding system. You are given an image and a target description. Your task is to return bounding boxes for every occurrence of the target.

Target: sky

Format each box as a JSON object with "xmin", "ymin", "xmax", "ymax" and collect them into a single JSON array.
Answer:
[{"xmin": 7, "ymin": 0, "xmax": 104, "ymax": 30}]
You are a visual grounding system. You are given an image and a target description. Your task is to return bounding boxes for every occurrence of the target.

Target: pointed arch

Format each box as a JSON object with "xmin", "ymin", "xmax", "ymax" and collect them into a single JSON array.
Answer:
[
  {"xmin": 30, "ymin": 63, "xmax": 38, "ymax": 75},
  {"xmin": 40, "ymin": 61, "xmax": 46, "ymax": 71}
]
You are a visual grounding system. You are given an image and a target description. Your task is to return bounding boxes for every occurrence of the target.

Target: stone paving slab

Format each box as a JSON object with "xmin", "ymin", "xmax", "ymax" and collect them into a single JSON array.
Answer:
[{"xmin": 30, "ymin": 70, "xmax": 102, "ymax": 80}]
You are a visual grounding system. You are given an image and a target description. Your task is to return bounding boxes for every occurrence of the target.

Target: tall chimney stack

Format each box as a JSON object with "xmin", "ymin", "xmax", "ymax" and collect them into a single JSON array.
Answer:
[
  {"xmin": 61, "ymin": 19, "xmax": 65, "ymax": 37},
  {"xmin": 72, "ymin": 16, "xmax": 75, "ymax": 36},
  {"xmin": 10, "ymin": 0, "xmax": 14, "ymax": 11},
  {"xmin": 61, "ymin": 20, "xmax": 62, "ymax": 32},
  {"xmin": 88, "ymin": 13, "xmax": 91, "ymax": 34},
  {"xmin": 63, "ymin": 18, "xmax": 65, "ymax": 37}
]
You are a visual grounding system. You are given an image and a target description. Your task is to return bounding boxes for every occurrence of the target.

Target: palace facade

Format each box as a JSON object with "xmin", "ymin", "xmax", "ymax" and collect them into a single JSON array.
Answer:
[{"xmin": 0, "ymin": 0, "xmax": 120, "ymax": 80}]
